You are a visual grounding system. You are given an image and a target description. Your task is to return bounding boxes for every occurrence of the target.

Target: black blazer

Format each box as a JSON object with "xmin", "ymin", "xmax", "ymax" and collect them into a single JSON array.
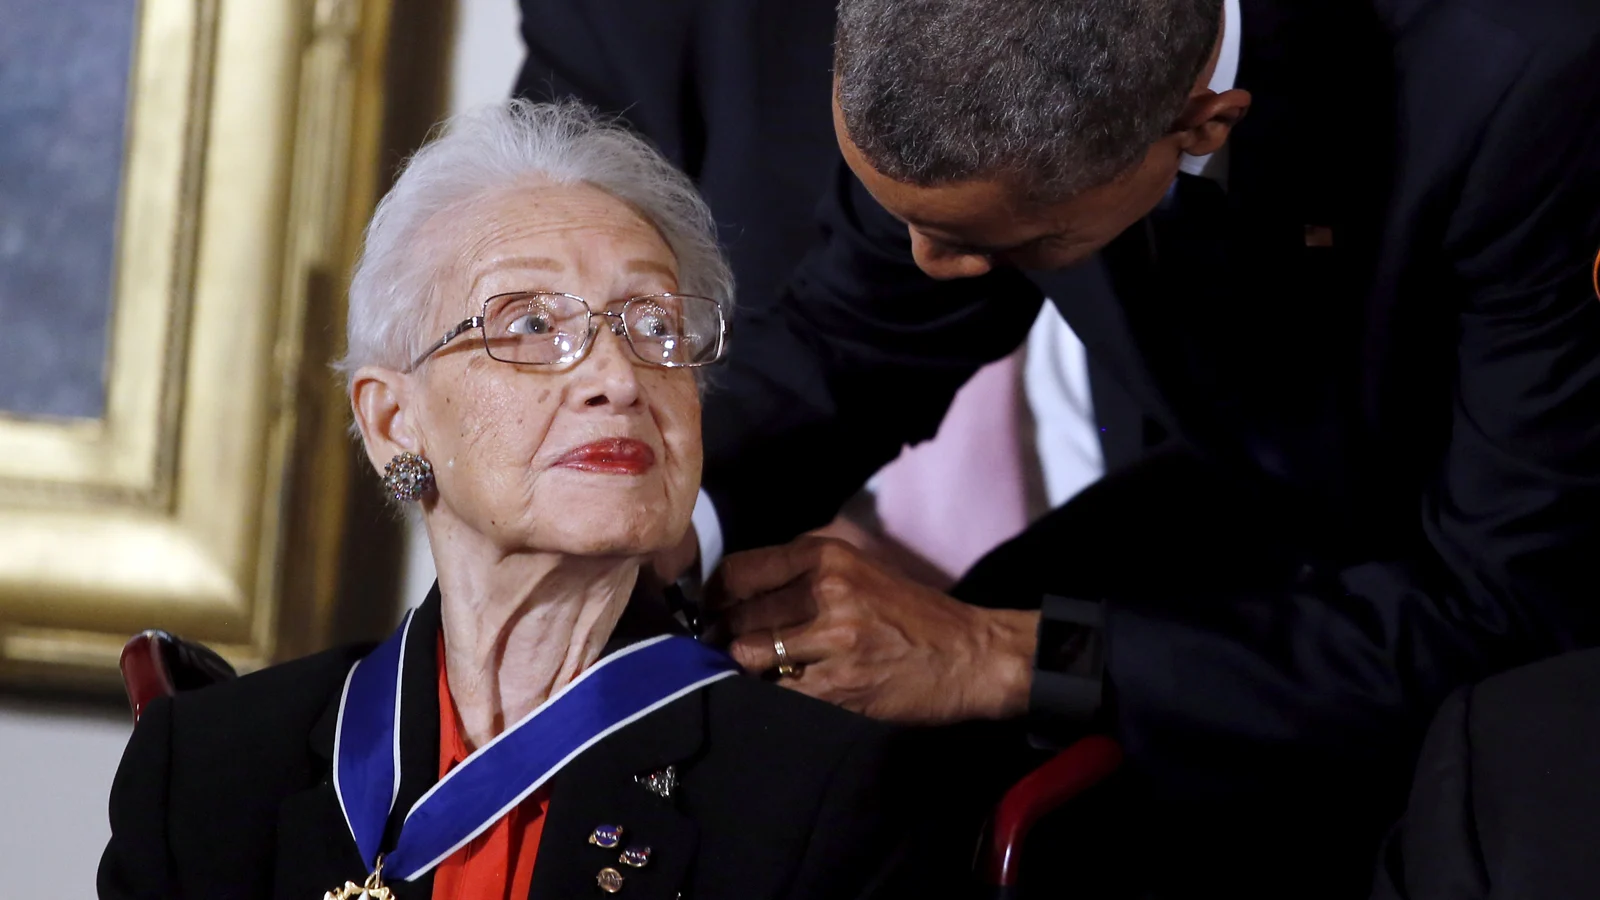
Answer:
[
  {"xmin": 1372, "ymin": 647, "xmax": 1600, "ymax": 899},
  {"xmin": 525, "ymin": 0, "xmax": 1600, "ymax": 892},
  {"xmin": 97, "ymin": 591, "xmax": 943, "ymax": 900}
]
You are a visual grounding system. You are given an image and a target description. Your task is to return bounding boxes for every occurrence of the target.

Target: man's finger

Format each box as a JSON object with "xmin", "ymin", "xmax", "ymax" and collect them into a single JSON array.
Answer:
[
  {"xmin": 726, "ymin": 619, "xmax": 830, "ymax": 673},
  {"xmin": 721, "ymin": 582, "xmax": 818, "ymax": 637},
  {"xmin": 708, "ymin": 537, "xmax": 842, "ymax": 608}
]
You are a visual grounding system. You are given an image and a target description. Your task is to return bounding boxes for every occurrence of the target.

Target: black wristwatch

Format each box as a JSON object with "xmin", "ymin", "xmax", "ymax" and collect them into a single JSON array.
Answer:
[{"xmin": 1027, "ymin": 595, "xmax": 1108, "ymax": 747}]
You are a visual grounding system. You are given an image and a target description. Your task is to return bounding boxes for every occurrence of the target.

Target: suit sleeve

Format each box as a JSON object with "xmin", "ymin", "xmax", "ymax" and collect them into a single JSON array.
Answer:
[
  {"xmin": 1370, "ymin": 688, "xmax": 1489, "ymax": 900},
  {"xmin": 98, "ymin": 697, "xmax": 178, "ymax": 900},
  {"xmin": 1095, "ymin": 24, "xmax": 1600, "ymax": 877},
  {"xmin": 702, "ymin": 166, "xmax": 1046, "ymax": 551},
  {"xmin": 513, "ymin": 0, "xmax": 699, "ymax": 173}
]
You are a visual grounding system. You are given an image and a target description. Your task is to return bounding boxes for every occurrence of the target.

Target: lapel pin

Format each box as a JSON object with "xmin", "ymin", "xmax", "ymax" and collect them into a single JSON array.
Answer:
[
  {"xmin": 635, "ymin": 765, "xmax": 678, "ymax": 800},
  {"xmin": 620, "ymin": 846, "xmax": 652, "ymax": 869},
  {"xmin": 597, "ymin": 866, "xmax": 626, "ymax": 893},
  {"xmin": 589, "ymin": 824, "xmax": 625, "ymax": 849}
]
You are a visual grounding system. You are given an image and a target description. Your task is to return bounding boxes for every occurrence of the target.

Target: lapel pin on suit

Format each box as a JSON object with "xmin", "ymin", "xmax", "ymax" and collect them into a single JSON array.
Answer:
[
  {"xmin": 635, "ymin": 765, "xmax": 678, "ymax": 800},
  {"xmin": 597, "ymin": 866, "xmax": 627, "ymax": 893},
  {"xmin": 590, "ymin": 823, "xmax": 626, "ymax": 848},
  {"xmin": 620, "ymin": 846, "xmax": 652, "ymax": 868}
]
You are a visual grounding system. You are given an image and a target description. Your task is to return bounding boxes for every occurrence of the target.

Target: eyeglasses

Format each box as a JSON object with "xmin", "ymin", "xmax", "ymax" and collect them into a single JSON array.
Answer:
[{"xmin": 407, "ymin": 291, "xmax": 728, "ymax": 372}]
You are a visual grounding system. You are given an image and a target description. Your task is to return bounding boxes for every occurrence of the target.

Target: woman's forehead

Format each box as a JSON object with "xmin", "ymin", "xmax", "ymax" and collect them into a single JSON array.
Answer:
[{"xmin": 448, "ymin": 184, "xmax": 676, "ymax": 286}]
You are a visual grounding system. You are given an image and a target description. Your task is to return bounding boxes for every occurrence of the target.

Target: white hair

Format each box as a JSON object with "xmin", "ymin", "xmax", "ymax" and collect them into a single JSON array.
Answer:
[{"xmin": 337, "ymin": 99, "xmax": 734, "ymax": 382}]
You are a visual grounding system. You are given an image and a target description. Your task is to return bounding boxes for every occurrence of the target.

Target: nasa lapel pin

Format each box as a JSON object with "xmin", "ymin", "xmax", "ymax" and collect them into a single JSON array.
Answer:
[
  {"xmin": 596, "ymin": 866, "xmax": 626, "ymax": 893},
  {"xmin": 589, "ymin": 823, "xmax": 625, "ymax": 849},
  {"xmin": 620, "ymin": 846, "xmax": 652, "ymax": 869}
]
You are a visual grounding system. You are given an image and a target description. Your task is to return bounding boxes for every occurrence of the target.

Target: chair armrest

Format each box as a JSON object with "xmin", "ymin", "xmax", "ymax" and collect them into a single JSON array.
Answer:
[
  {"xmin": 984, "ymin": 734, "xmax": 1123, "ymax": 888},
  {"xmin": 119, "ymin": 630, "xmax": 238, "ymax": 722},
  {"xmin": 120, "ymin": 631, "xmax": 176, "ymax": 723}
]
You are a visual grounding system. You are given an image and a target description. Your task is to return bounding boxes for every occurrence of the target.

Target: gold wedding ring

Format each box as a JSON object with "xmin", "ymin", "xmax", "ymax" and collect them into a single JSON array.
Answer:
[{"xmin": 773, "ymin": 632, "xmax": 801, "ymax": 678}]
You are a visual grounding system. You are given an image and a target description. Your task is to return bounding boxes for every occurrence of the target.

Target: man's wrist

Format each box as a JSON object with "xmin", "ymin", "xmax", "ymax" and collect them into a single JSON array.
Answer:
[
  {"xmin": 1027, "ymin": 597, "xmax": 1108, "ymax": 744},
  {"xmin": 975, "ymin": 608, "xmax": 1039, "ymax": 719}
]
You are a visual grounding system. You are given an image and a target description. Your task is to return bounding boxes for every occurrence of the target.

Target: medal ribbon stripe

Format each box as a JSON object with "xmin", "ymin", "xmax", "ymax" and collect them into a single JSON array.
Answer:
[
  {"xmin": 334, "ymin": 627, "xmax": 739, "ymax": 880},
  {"xmin": 333, "ymin": 609, "xmax": 416, "ymax": 870}
]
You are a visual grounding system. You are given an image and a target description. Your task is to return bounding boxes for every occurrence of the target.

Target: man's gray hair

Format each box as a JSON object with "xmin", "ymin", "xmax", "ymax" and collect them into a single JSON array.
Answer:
[
  {"xmin": 339, "ymin": 99, "xmax": 733, "ymax": 381},
  {"xmin": 835, "ymin": 0, "xmax": 1223, "ymax": 200}
]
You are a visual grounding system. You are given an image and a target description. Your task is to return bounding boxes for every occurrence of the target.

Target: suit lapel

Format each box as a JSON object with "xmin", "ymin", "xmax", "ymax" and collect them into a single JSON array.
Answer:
[
  {"xmin": 1065, "ymin": 0, "xmax": 1394, "ymax": 490},
  {"xmin": 274, "ymin": 591, "xmax": 443, "ymax": 900},
  {"xmin": 272, "ymin": 780, "xmax": 375, "ymax": 900},
  {"xmin": 528, "ymin": 693, "xmax": 703, "ymax": 900},
  {"xmin": 1225, "ymin": 0, "xmax": 1391, "ymax": 493},
  {"xmin": 528, "ymin": 593, "xmax": 706, "ymax": 900}
]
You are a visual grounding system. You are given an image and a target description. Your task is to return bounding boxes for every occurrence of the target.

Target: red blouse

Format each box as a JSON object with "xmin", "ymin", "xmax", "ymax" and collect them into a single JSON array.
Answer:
[{"xmin": 431, "ymin": 636, "xmax": 548, "ymax": 900}]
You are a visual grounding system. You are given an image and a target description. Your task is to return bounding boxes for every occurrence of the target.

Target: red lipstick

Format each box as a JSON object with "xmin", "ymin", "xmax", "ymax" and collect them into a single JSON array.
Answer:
[{"xmin": 552, "ymin": 438, "xmax": 656, "ymax": 475}]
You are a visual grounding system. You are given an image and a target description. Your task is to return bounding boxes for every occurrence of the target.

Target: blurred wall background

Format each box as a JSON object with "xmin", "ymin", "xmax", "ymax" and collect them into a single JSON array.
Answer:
[{"xmin": 0, "ymin": 2, "xmax": 520, "ymax": 893}]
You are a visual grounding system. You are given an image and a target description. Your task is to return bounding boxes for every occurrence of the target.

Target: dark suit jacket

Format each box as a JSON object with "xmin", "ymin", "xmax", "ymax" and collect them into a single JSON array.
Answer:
[
  {"xmin": 514, "ymin": 0, "xmax": 840, "ymax": 316},
  {"xmin": 1372, "ymin": 647, "xmax": 1600, "ymax": 899},
  {"xmin": 528, "ymin": 0, "xmax": 1600, "ymax": 893},
  {"xmin": 97, "ymin": 591, "xmax": 941, "ymax": 900}
]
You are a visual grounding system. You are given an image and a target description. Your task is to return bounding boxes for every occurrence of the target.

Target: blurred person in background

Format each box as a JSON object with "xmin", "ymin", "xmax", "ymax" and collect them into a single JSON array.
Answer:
[
  {"xmin": 1372, "ymin": 643, "xmax": 1600, "ymax": 899},
  {"xmin": 98, "ymin": 100, "xmax": 937, "ymax": 900}
]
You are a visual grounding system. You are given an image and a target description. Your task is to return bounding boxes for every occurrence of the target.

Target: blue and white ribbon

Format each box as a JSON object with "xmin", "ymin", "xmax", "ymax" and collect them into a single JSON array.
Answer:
[{"xmin": 333, "ymin": 611, "xmax": 739, "ymax": 880}]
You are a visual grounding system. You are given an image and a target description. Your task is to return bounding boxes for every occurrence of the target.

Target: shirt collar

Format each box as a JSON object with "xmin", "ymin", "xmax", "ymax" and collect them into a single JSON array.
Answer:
[{"xmin": 1179, "ymin": 0, "xmax": 1241, "ymax": 178}]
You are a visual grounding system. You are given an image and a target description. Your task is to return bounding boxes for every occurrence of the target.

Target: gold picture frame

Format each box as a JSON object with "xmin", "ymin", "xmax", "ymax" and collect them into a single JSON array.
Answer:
[{"xmin": 0, "ymin": 0, "xmax": 395, "ymax": 690}]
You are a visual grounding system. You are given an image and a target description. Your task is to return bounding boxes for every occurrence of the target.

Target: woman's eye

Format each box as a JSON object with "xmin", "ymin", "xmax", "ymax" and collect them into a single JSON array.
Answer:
[
  {"xmin": 634, "ymin": 313, "xmax": 670, "ymax": 337},
  {"xmin": 507, "ymin": 313, "xmax": 553, "ymax": 335},
  {"xmin": 631, "ymin": 304, "xmax": 682, "ymax": 338}
]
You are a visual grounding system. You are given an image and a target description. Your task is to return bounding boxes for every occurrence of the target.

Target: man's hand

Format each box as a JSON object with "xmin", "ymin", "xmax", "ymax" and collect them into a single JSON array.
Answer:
[{"xmin": 708, "ymin": 536, "xmax": 1039, "ymax": 725}]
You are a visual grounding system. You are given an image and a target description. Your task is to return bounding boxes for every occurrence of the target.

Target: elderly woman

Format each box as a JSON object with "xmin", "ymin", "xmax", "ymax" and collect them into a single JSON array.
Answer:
[{"xmin": 98, "ymin": 100, "xmax": 935, "ymax": 900}]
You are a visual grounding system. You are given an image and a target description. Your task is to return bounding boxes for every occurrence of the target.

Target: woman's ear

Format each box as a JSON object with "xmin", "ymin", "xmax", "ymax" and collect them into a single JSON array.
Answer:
[
  {"xmin": 1172, "ymin": 87, "xmax": 1252, "ymax": 160},
  {"xmin": 350, "ymin": 366, "xmax": 419, "ymax": 474}
]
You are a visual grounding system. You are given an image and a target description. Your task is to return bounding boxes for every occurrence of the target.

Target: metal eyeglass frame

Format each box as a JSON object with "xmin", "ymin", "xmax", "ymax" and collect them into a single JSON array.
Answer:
[{"xmin": 406, "ymin": 291, "xmax": 728, "ymax": 373}]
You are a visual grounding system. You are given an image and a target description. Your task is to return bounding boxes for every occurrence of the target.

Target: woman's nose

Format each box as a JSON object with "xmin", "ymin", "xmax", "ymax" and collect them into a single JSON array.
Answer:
[
  {"xmin": 568, "ymin": 323, "xmax": 642, "ymax": 409},
  {"xmin": 909, "ymin": 229, "xmax": 994, "ymax": 280}
]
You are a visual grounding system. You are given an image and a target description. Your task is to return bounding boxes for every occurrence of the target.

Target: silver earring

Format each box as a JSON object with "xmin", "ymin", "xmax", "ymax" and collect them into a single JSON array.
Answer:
[{"xmin": 382, "ymin": 451, "xmax": 434, "ymax": 502}]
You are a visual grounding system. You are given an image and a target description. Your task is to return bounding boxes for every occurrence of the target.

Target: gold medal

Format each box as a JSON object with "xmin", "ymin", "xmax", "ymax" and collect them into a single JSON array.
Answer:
[{"xmin": 324, "ymin": 856, "xmax": 393, "ymax": 900}]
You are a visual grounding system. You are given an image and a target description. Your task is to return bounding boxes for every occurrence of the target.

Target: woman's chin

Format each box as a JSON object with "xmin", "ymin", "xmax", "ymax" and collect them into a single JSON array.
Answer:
[{"xmin": 531, "ymin": 530, "xmax": 668, "ymax": 559}]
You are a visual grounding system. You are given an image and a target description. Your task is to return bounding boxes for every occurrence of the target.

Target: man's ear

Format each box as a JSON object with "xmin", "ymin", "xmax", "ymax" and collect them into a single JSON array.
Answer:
[
  {"xmin": 1172, "ymin": 87, "xmax": 1252, "ymax": 159},
  {"xmin": 350, "ymin": 366, "xmax": 420, "ymax": 474}
]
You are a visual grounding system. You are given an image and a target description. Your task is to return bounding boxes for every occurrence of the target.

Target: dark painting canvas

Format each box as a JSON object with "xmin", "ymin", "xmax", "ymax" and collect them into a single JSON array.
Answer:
[{"xmin": 0, "ymin": 0, "xmax": 141, "ymax": 419}]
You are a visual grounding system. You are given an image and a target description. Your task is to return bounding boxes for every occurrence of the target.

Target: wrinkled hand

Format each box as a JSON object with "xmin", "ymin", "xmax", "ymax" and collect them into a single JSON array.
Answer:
[{"xmin": 708, "ymin": 536, "xmax": 1038, "ymax": 725}]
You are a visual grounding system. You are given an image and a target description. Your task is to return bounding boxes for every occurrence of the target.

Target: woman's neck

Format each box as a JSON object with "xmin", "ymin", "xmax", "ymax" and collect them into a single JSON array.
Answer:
[{"xmin": 427, "ymin": 523, "xmax": 640, "ymax": 750}]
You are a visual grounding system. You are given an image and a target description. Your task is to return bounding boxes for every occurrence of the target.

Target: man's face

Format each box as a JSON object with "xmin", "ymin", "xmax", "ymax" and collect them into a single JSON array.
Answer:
[{"xmin": 835, "ymin": 98, "xmax": 1185, "ymax": 280}]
